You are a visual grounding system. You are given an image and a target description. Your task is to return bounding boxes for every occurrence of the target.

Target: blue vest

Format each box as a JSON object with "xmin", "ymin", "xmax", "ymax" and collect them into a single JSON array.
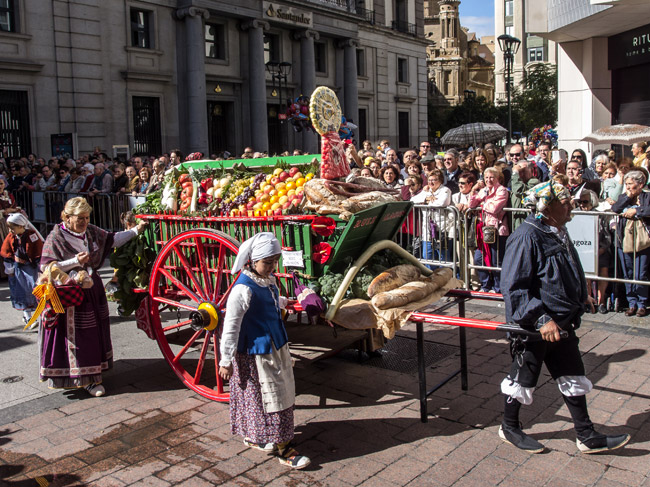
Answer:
[{"xmin": 235, "ymin": 272, "xmax": 288, "ymax": 355}]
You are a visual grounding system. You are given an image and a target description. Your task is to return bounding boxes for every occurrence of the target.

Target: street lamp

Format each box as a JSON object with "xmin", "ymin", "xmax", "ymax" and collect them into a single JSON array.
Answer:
[
  {"xmin": 265, "ymin": 61, "xmax": 292, "ymax": 152},
  {"xmin": 498, "ymin": 34, "xmax": 521, "ymax": 144}
]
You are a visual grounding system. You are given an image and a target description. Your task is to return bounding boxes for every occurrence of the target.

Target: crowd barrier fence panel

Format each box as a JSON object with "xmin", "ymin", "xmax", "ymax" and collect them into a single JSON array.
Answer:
[{"xmin": 11, "ymin": 190, "xmax": 146, "ymax": 235}]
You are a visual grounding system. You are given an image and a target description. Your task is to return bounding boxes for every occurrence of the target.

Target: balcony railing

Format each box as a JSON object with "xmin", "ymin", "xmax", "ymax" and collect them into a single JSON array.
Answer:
[
  {"xmin": 356, "ymin": 7, "xmax": 375, "ymax": 24},
  {"xmin": 392, "ymin": 20, "xmax": 417, "ymax": 36},
  {"xmin": 305, "ymin": 0, "xmax": 356, "ymax": 12}
]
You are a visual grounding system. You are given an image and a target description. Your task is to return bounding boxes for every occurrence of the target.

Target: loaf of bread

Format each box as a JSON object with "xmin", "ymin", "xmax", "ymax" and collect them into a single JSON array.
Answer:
[
  {"xmin": 367, "ymin": 264, "xmax": 422, "ymax": 298},
  {"xmin": 371, "ymin": 268, "xmax": 453, "ymax": 309}
]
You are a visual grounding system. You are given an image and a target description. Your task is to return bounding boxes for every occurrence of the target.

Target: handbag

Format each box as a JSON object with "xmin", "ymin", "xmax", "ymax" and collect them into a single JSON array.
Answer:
[
  {"xmin": 293, "ymin": 273, "xmax": 326, "ymax": 324},
  {"xmin": 482, "ymin": 225, "xmax": 497, "ymax": 244},
  {"xmin": 622, "ymin": 218, "xmax": 650, "ymax": 253},
  {"xmin": 429, "ymin": 218, "xmax": 439, "ymax": 241},
  {"xmin": 25, "ymin": 263, "xmax": 85, "ymax": 329}
]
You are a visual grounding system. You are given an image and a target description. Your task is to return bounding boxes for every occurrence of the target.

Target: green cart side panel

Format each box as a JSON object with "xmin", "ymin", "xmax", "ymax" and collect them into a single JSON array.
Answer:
[
  {"xmin": 323, "ymin": 201, "xmax": 413, "ymax": 273},
  {"xmin": 179, "ymin": 154, "xmax": 321, "ymax": 171}
]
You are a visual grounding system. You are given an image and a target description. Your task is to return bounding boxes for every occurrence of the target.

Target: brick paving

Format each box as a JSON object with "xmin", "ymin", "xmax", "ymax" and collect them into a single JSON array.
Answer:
[{"xmin": 0, "ymin": 302, "xmax": 649, "ymax": 486}]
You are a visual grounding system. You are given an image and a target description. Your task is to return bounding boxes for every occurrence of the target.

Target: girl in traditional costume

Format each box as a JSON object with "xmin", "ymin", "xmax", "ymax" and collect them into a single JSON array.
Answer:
[
  {"xmin": 0, "ymin": 213, "xmax": 44, "ymax": 328},
  {"xmin": 39, "ymin": 197, "xmax": 146, "ymax": 397},
  {"xmin": 218, "ymin": 232, "xmax": 310, "ymax": 469}
]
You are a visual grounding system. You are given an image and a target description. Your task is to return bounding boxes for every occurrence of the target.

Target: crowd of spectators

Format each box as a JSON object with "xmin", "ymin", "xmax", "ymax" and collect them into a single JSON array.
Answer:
[
  {"xmin": 344, "ymin": 138, "xmax": 650, "ymax": 317},
  {"xmin": 2, "ymin": 138, "xmax": 649, "ymax": 316},
  {"xmin": 0, "ymin": 148, "xmax": 192, "ymax": 198}
]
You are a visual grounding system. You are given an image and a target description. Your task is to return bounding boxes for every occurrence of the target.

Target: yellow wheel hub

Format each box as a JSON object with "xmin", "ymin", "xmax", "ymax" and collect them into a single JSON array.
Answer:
[{"xmin": 198, "ymin": 302, "xmax": 219, "ymax": 331}]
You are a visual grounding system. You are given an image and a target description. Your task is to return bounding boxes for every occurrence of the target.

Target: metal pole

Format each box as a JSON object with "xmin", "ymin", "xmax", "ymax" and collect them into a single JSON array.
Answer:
[{"xmin": 506, "ymin": 53, "xmax": 512, "ymax": 144}]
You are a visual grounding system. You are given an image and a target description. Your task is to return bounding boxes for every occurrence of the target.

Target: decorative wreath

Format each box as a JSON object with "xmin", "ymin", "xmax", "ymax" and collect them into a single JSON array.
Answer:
[{"xmin": 309, "ymin": 86, "xmax": 342, "ymax": 136}]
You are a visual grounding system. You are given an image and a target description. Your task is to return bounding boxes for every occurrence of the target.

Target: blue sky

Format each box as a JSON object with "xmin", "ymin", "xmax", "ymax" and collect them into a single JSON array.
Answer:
[{"xmin": 459, "ymin": 0, "xmax": 494, "ymax": 40}]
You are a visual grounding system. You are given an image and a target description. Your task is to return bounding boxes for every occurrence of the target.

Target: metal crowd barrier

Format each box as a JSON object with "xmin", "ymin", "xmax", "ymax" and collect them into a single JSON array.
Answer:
[
  {"xmin": 395, "ymin": 204, "xmax": 460, "ymax": 273},
  {"xmin": 10, "ymin": 190, "xmax": 146, "ymax": 235},
  {"xmin": 398, "ymin": 204, "xmax": 649, "ymax": 305}
]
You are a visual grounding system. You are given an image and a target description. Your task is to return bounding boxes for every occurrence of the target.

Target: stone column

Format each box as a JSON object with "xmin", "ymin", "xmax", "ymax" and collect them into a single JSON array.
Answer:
[
  {"xmin": 241, "ymin": 20, "xmax": 270, "ymax": 153},
  {"xmin": 341, "ymin": 39, "xmax": 359, "ymax": 126},
  {"xmin": 176, "ymin": 7, "xmax": 209, "ymax": 155},
  {"xmin": 295, "ymin": 29, "xmax": 319, "ymax": 154}
]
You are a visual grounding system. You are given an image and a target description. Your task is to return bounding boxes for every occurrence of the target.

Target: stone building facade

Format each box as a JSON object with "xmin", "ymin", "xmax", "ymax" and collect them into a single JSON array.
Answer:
[
  {"xmin": 424, "ymin": 0, "xmax": 493, "ymax": 107},
  {"xmin": 0, "ymin": 0, "xmax": 429, "ymax": 159}
]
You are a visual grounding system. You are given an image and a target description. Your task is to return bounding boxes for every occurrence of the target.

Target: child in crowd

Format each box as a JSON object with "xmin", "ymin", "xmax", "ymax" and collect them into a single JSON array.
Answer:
[
  {"xmin": 1, "ymin": 213, "xmax": 44, "ymax": 329},
  {"xmin": 218, "ymin": 232, "xmax": 310, "ymax": 470}
]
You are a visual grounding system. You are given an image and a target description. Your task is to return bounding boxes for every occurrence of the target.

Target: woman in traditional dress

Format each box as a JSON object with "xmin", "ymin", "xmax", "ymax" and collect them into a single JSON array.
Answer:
[
  {"xmin": 0, "ymin": 176, "xmax": 19, "ymax": 278},
  {"xmin": 218, "ymin": 233, "xmax": 310, "ymax": 470},
  {"xmin": 1, "ymin": 213, "xmax": 43, "ymax": 328},
  {"xmin": 39, "ymin": 197, "xmax": 146, "ymax": 397}
]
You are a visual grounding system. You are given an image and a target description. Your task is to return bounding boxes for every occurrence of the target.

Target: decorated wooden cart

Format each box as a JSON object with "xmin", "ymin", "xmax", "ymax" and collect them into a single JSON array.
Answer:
[{"xmin": 133, "ymin": 199, "xmax": 431, "ymax": 402}]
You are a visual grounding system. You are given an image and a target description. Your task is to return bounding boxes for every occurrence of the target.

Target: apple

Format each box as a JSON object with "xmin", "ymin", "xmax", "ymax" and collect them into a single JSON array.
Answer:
[
  {"xmin": 270, "ymin": 176, "xmax": 279, "ymax": 186},
  {"xmin": 269, "ymin": 189, "xmax": 278, "ymax": 197},
  {"xmin": 271, "ymin": 202, "xmax": 281, "ymax": 211},
  {"xmin": 263, "ymin": 185, "xmax": 273, "ymax": 195},
  {"xmin": 273, "ymin": 168, "xmax": 283, "ymax": 176},
  {"xmin": 253, "ymin": 202, "xmax": 262, "ymax": 210},
  {"xmin": 274, "ymin": 182, "xmax": 286, "ymax": 191},
  {"xmin": 273, "ymin": 208, "xmax": 283, "ymax": 216},
  {"xmin": 246, "ymin": 201, "xmax": 255, "ymax": 210},
  {"xmin": 293, "ymin": 171, "xmax": 303, "ymax": 180},
  {"xmin": 287, "ymin": 189, "xmax": 296, "ymax": 197},
  {"xmin": 282, "ymin": 202, "xmax": 291, "ymax": 210},
  {"xmin": 278, "ymin": 195, "xmax": 288, "ymax": 205},
  {"xmin": 266, "ymin": 174, "xmax": 273, "ymax": 183},
  {"xmin": 289, "ymin": 167, "xmax": 299, "ymax": 177},
  {"xmin": 278, "ymin": 171, "xmax": 290, "ymax": 182}
]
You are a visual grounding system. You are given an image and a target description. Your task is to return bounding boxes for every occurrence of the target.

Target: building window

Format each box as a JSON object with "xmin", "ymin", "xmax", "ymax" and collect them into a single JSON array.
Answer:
[
  {"xmin": 528, "ymin": 47, "xmax": 544, "ymax": 62},
  {"xmin": 0, "ymin": 0, "xmax": 16, "ymax": 32},
  {"xmin": 205, "ymin": 23, "xmax": 226, "ymax": 60},
  {"xmin": 398, "ymin": 111, "xmax": 410, "ymax": 148},
  {"xmin": 0, "ymin": 90, "xmax": 31, "ymax": 158},
  {"xmin": 505, "ymin": 25, "xmax": 514, "ymax": 37},
  {"xmin": 505, "ymin": 0, "xmax": 514, "ymax": 17},
  {"xmin": 398, "ymin": 57, "xmax": 408, "ymax": 83},
  {"xmin": 356, "ymin": 48, "xmax": 366, "ymax": 77},
  {"xmin": 132, "ymin": 96, "xmax": 162, "ymax": 156},
  {"xmin": 130, "ymin": 9, "xmax": 152, "ymax": 49},
  {"xmin": 314, "ymin": 41, "xmax": 327, "ymax": 74},
  {"xmin": 264, "ymin": 33, "xmax": 280, "ymax": 64}
]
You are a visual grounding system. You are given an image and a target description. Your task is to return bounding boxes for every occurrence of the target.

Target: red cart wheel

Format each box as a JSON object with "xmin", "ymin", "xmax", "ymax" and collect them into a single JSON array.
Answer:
[{"xmin": 149, "ymin": 228, "xmax": 240, "ymax": 401}]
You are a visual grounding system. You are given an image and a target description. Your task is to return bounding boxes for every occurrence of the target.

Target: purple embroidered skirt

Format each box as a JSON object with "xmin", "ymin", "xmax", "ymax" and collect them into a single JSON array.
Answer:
[
  {"xmin": 40, "ymin": 272, "xmax": 113, "ymax": 389},
  {"xmin": 230, "ymin": 352, "xmax": 294, "ymax": 444}
]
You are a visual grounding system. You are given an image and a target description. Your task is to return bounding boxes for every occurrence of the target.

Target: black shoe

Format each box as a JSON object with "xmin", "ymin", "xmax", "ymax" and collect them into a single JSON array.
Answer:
[
  {"xmin": 577, "ymin": 431, "xmax": 631, "ymax": 454},
  {"xmin": 499, "ymin": 424, "xmax": 544, "ymax": 454},
  {"xmin": 598, "ymin": 304, "xmax": 608, "ymax": 314}
]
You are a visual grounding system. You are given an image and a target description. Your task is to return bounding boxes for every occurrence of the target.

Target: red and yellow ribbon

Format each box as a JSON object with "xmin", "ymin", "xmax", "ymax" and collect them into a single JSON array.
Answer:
[{"xmin": 24, "ymin": 283, "xmax": 64, "ymax": 330}]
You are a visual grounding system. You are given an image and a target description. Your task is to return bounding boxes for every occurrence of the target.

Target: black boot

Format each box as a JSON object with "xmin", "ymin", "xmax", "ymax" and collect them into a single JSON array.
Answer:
[
  {"xmin": 499, "ymin": 395, "xmax": 544, "ymax": 454},
  {"xmin": 564, "ymin": 395, "xmax": 631, "ymax": 454}
]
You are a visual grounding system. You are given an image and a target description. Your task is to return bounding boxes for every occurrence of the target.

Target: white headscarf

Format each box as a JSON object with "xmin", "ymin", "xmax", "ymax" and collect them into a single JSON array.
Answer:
[
  {"xmin": 232, "ymin": 232, "xmax": 281, "ymax": 273},
  {"xmin": 7, "ymin": 213, "xmax": 45, "ymax": 242}
]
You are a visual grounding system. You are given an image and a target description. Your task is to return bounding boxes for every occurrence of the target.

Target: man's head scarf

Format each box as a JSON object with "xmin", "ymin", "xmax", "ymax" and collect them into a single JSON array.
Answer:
[
  {"xmin": 232, "ymin": 232, "xmax": 281, "ymax": 273},
  {"xmin": 523, "ymin": 180, "xmax": 571, "ymax": 219},
  {"xmin": 7, "ymin": 212, "xmax": 45, "ymax": 242}
]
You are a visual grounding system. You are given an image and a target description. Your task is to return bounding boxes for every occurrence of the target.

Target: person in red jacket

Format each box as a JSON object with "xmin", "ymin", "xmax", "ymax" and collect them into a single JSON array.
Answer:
[{"xmin": 1, "ymin": 213, "xmax": 44, "ymax": 329}]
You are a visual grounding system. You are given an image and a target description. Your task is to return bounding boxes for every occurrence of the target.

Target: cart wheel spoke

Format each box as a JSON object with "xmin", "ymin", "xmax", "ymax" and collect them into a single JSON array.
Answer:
[
  {"xmin": 162, "ymin": 319, "xmax": 193, "ymax": 333},
  {"xmin": 212, "ymin": 243, "xmax": 226, "ymax": 303},
  {"xmin": 172, "ymin": 328, "xmax": 203, "ymax": 364},
  {"xmin": 216, "ymin": 276, "xmax": 239, "ymax": 309},
  {"xmin": 192, "ymin": 330, "xmax": 212, "ymax": 385},
  {"xmin": 213, "ymin": 331, "xmax": 225, "ymax": 395},
  {"xmin": 152, "ymin": 296, "xmax": 197, "ymax": 312},
  {"xmin": 172, "ymin": 245, "xmax": 208, "ymax": 301},
  {"xmin": 194, "ymin": 236, "xmax": 214, "ymax": 300},
  {"xmin": 158, "ymin": 267, "xmax": 202, "ymax": 303}
]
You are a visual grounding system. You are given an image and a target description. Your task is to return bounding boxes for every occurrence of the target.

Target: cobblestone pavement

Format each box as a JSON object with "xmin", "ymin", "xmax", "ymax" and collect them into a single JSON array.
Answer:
[{"xmin": 0, "ymin": 291, "xmax": 649, "ymax": 486}]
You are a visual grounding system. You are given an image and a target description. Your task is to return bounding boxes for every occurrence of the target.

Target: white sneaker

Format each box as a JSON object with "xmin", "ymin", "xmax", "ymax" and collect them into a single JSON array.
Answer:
[{"xmin": 85, "ymin": 383, "xmax": 105, "ymax": 397}]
